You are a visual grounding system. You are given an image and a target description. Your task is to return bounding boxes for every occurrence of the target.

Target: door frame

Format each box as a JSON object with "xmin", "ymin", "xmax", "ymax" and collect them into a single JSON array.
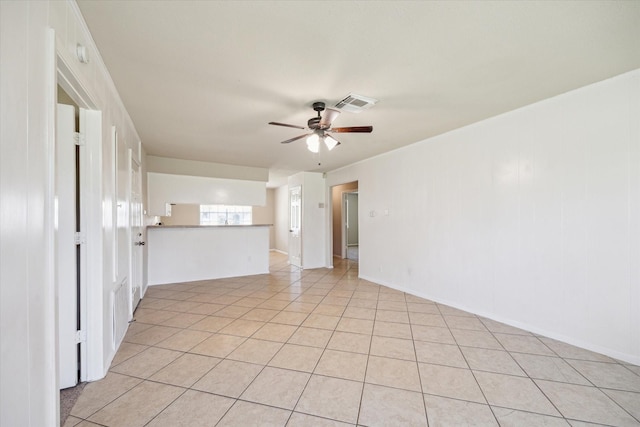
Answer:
[{"xmin": 57, "ymin": 55, "xmax": 104, "ymax": 382}]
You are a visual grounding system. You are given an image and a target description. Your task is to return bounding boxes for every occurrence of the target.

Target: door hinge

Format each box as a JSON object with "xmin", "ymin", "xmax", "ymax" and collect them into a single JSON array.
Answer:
[
  {"xmin": 74, "ymin": 232, "xmax": 85, "ymax": 245},
  {"xmin": 75, "ymin": 330, "xmax": 86, "ymax": 344},
  {"xmin": 74, "ymin": 132, "xmax": 85, "ymax": 146}
]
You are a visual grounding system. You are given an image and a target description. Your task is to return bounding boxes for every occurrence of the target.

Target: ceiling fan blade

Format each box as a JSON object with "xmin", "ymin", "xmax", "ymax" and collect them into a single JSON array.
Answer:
[
  {"xmin": 280, "ymin": 133, "xmax": 309, "ymax": 144},
  {"xmin": 269, "ymin": 121, "xmax": 305, "ymax": 130},
  {"xmin": 319, "ymin": 108, "xmax": 340, "ymax": 128},
  {"xmin": 329, "ymin": 126, "xmax": 373, "ymax": 133}
]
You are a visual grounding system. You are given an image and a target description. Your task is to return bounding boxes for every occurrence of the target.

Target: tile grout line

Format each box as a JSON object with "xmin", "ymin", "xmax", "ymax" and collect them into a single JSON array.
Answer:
[
  {"xmin": 406, "ymin": 291, "xmax": 431, "ymax": 427},
  {"xmin": 218, "ymin": 259, "xmax": 350, "ymax": 426},
  {"xmin": 353, "ymin": 278, "xmax": 379, "ymax": 426},
  {"xmin": 212, "ymin": 263, "xmax": 311, "ymax": 426},
  {"xmin": 283, "ymin": 257, "xmax": 363, "ymax": 425},
  {"xmin": 250, "ymin": 265, "xmax": 331, "ymax": 426},
  {"xmin": 478, "ymin": 315, "xmax": 617, "ymax": 424},
  {"xmin": 137, "ymin": 264, "xmax": 298, "ymax": 426},
  {"xmin": 78, "ymin": 254, "xmax": 640, "ymax": 427},
  {"xmin": 478, "ymin": 317, "xmax": 589, "ymax": 422},
  {"xmin": 443, "ymin": 303, "xmax": 501, "ymax": 426}
]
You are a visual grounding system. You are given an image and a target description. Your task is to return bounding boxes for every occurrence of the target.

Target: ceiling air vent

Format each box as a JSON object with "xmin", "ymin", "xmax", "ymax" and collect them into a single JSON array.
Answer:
[{"xmin": 334, "ymin": 93, "xmax": 378, "ymax": 113}]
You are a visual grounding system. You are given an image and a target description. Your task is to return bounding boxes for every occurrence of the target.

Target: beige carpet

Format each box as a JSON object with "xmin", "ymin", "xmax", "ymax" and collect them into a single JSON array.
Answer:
[{"xmin": 60, "ymin": 382, "xmax": 86, "ymax": 426}]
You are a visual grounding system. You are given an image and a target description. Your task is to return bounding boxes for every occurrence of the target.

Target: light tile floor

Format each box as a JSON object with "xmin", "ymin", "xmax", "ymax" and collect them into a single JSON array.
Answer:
[{"xmin": 66, "ymin": 253, "xmax": 640, "ymax": 426}]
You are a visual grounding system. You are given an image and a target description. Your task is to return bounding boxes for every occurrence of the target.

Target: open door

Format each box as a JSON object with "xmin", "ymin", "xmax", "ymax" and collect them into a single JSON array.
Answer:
[
  {"xmin": 56, "ymin": 103, "xmax": 79, "ymax": 389},
  {"xmin": 289, "ymin": 186, "xmax": 302, "ymax": 267},
  {"xmin": 130, "ymin": 153, "xmax": 143, "ymax": 313}
]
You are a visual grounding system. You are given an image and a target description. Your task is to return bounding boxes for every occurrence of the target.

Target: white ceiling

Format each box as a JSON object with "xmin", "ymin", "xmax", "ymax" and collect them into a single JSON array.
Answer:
[{"xmin": 77, "ymin": 1, "xmax": 640, "ymax": 177}]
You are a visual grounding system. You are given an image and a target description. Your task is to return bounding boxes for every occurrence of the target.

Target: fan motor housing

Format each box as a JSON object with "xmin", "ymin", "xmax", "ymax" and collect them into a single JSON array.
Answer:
[{"xmin": 308, "ymin": 117, "xmax": 321, "ymax": 129}]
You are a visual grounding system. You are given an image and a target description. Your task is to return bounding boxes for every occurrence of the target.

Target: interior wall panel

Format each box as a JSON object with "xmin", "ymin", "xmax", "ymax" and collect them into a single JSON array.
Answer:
[
  {"xmin": 327, "ymin": 69, "xmax": 640, "ymax": 364},
  {"xmin": 1, "ymin": 2, "xmax": 58, "ymax": 425}
]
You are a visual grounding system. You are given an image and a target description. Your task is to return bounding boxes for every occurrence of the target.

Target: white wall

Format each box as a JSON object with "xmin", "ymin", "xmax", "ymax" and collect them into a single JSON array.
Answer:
[
  {"xmin": 253, "ymin": 188, "xmax": 276, "ymax": 249},
  {"xmin": 1, "ymin": 2, "xmax": 58, "ymax": 425},
  {"xmin": 147, "ymin": 172, "xmax": 266, "ymax": 216},
  {"xmin": 274, "ymin": 185, "xmax": 289, "ymax": 254},
  {"xmin": 327, "ymin": 69, "xmax": 640, "ymax": 364},
  {"xmin": 50, "ymin": 0, "xmax": 145, "ymax": 381},
  {"xmin": 160, "ymin": 204, "xmax": 200, "ymax": 225},
  {"xmin": 147, "ymin": 155, "xmax": 268, "ymax": 181},
  {"xmin": 290, "ymin": 172, "xmax": 327, "ymax": 269},
  {"xmin": 1, "ymin": 1, "xmax": 148, "ymax": 424}
]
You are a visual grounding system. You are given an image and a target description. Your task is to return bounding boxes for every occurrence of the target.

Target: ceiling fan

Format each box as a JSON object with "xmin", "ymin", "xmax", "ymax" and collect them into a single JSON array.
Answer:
[{"xmin": 269, "ymin": 101, "xmax": 373, "ymax": 153}]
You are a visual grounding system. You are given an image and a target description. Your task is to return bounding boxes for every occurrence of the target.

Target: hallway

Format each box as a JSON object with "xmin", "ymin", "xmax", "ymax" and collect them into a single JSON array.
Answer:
[{"xmin": 64, "ymin": 253, "xmax": 640, "ymax": 426}]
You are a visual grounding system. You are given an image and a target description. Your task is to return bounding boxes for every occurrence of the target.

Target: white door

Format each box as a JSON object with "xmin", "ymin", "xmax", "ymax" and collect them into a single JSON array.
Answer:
[
  {"xmin": 289, "ymin": 186, "xmax": 302, "ymax": 267},
  {"xmin": 56, "ymin": 104, "xmax": 79, "ymax": 389},
  {"xmin": 130, "ymin": 155, "xmax": 143, "ymax": 313}
]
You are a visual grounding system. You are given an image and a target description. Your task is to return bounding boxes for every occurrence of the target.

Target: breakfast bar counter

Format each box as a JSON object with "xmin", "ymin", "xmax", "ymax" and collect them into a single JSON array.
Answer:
[{"xmin": 147, "ymin": 224, "xmax": 271, "ymax": 286}]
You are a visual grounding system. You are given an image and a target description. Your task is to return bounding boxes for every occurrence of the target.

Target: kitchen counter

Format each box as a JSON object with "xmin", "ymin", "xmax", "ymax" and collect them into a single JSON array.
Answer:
[{"xmin": 147, "ymin": 224, "xmax": 270, "ymax": 285}]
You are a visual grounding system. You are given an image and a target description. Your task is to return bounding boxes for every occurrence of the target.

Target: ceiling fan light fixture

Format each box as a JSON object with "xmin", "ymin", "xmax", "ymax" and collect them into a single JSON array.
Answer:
[
  {"xmin": 306, "ymin": 133, "xmax": 320, "ymax": 153},
  {"xmin": 324, "ymin": 135, "xmax": 339, "ymax": 151},
  {"xmin": 271, "ymin": 101, "xmax": 372, "ymax": 150}
]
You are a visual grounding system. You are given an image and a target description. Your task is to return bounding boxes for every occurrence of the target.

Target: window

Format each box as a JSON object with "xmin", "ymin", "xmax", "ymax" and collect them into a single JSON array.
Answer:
[{"xmin": 200, "ymin": 205, "xmax": 252, "ymax": 225}]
